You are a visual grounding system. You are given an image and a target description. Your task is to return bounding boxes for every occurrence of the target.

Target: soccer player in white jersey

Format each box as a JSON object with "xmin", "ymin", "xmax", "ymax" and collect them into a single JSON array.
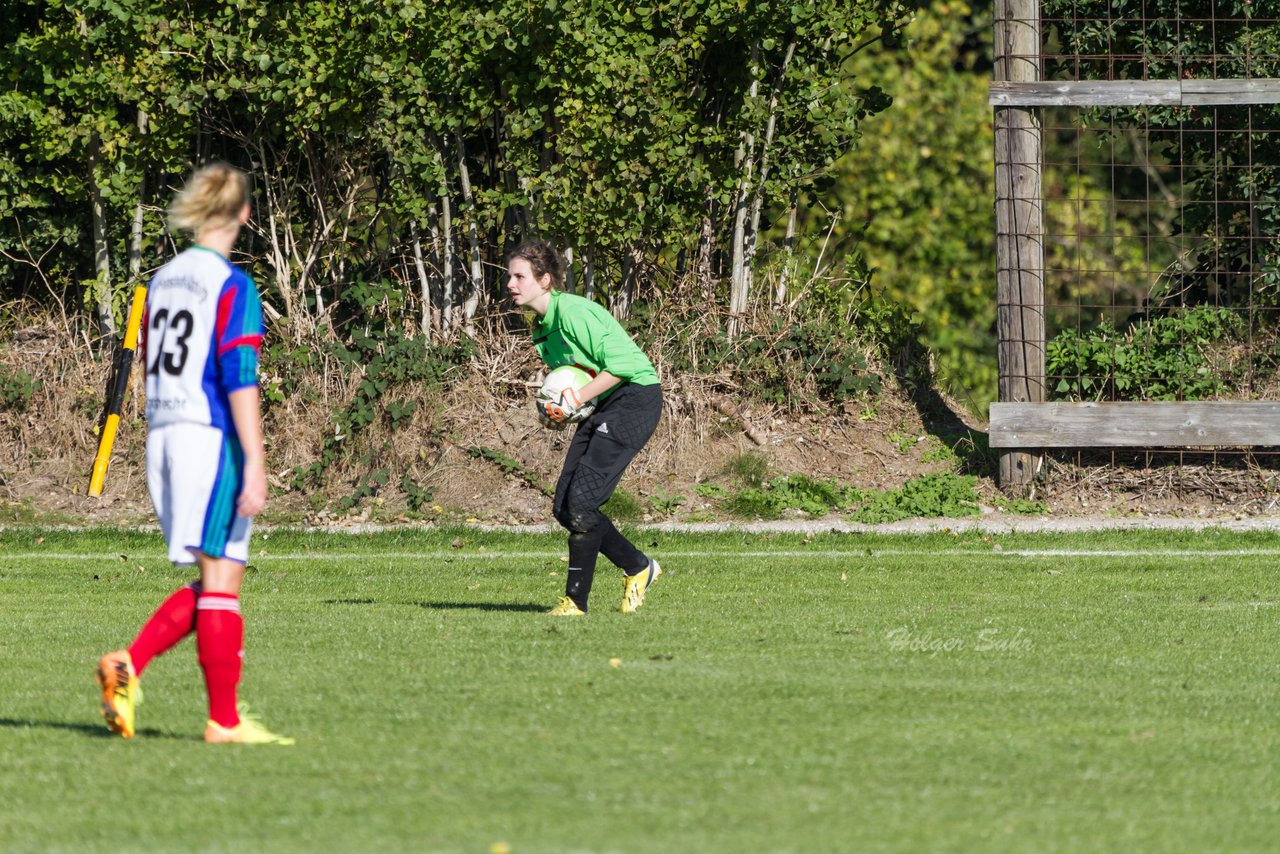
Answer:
[{"xmin": 96, "ymin": 163, "xmax": 292, "ymax": 744}]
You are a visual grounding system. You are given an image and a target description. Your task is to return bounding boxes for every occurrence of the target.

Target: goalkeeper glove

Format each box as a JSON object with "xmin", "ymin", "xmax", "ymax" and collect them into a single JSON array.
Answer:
[{"xmin": 542, "ymin": 386, "xmax": 588, "ymax": 424}]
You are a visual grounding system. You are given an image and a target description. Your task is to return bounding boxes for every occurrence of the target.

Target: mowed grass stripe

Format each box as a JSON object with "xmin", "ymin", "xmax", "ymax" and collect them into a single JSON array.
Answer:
[
  {"xmin": 3, "ymin": 533, "xmax": 1280, "ymax": 851},
  {"xmin": 12, "ymin": 547, "xmax": 1280, "ymax": 561}
]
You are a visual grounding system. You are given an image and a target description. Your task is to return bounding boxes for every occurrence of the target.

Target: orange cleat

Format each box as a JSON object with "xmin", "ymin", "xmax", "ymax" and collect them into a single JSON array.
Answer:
[{"xmin": 96, "ymin": 650, "xmax": 140, "ymax": 739}]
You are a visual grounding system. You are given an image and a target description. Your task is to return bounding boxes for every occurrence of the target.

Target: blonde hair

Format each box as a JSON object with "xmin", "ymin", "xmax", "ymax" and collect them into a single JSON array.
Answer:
[{"xmin": 169, "ymin": 162, "xmax": 251, "ymax": 234}]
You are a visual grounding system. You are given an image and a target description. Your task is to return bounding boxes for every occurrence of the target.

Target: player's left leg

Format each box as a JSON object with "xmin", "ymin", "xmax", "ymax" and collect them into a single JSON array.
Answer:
[
  {"xmin": 588, "ymin": 385, "xmax": 664, "ymax": 612},
  {"xmin": 195, "ymin": 553, "xmax": 246, "ymax": 732},
  {"xmin": 554, "ymin": 430, "xmax": 641, "ymax": 612},
  {"xmin": 593, "ymin": 516, "xmax": 662, "ymax": 612},
  {"xmin": 194, "ymin": 553, "xmax": 293, "ymax": 746},
  {"xmin": 122, "ymin": 424, "xmax": 214, "ymax": 678},
  {"xmin": 166, "ymin": 429, "xmax": 292, "ymax": 744},
  {"xmin": 552, "ymin": 384, "xmax": 664, "ymax": 614}
]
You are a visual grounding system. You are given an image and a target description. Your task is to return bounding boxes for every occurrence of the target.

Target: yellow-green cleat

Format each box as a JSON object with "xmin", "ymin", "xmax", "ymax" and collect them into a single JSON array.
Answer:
[
  {"xmin": 205, "ymin": 704, "xmax": 295, "ymax": 745},
  {"xmin": 96, "ymin": 650, "xmax": 141, "ymax": 739},
  {"xmin": 620, "ymin": 558, "xmax": 662, "ymax": 613},
  {"xmin": 548, "ymin": 595, "xmax": 587, "ymax": 616}
]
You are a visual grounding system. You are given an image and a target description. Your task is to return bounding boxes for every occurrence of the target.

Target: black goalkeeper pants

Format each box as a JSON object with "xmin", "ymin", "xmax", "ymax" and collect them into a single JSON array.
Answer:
[{"xmin": 552, "ymin": 382, "xmax": 662, "ymax": 609}]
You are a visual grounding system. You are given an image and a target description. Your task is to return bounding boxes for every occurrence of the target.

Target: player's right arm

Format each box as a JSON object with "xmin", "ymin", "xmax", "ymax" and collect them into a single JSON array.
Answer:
[{"xmin": 228, "ymin": 386, "xmax": 267, "ymax": 517}]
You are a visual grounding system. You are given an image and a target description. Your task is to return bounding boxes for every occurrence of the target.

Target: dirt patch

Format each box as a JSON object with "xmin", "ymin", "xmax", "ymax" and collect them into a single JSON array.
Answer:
[{"xmin": 3, "ymin": 323, "xmax": 1279, "ymax": 529}]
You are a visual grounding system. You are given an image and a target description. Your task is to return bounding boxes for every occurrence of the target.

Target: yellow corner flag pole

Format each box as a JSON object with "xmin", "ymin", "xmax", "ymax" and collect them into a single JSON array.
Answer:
[{"xmin": 88, "ymin": 286, "xmax": 147, "ymax": 498}]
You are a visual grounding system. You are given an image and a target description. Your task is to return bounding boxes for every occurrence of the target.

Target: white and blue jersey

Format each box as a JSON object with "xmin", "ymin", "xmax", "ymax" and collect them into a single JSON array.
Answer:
[
  {"xmin": 143, "ymin": 246, "xmax": 263, "ymax": 435},
  {"xmin": 142, "ymin": 246, "xmax": 264, "ymax": 565}
]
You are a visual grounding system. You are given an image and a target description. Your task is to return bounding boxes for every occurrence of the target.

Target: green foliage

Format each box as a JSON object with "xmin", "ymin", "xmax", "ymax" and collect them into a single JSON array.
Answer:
[
  {"xmin": 887, "ymin": 432, "xmax": 916, "ymax": 454},
  {"xmin": 848, "ymin": 472, "xmax": 981, "ymax": 523},
  {"xmin": 291, "ymin": 332, "xmax": 469, "ymax": 502},
  {"xmin": 886, "ymin": 431, "xmax": 959, "ymax": 463},
  {"xmin": 1041, "ymin": 1, "xmax": 1280, "ymax": 384},
  {"xmin": 694, "ymin": 483, "xmax": 730, "ymax": 499},
  {"xmin": 0, "ymin": 0, "xmax": 917, "ymax": 341},
  {"xmin": 920, "ymin": 437, "xmax": 958, "ymax": 464},
  {"xmin": 726, "ymin": 451, "xmax": 770, "ymax": 488},
  {"xmin": 0, "ymin": 0, "xmax": 936, "ymax": 472},
  {"xmin": 467, "ymin": 446, "xmax": 552, "ymax": 497},
  {"xmin": 400, "ymin": 474, "xmax": 434, "ymax": 513},
  {"xmin": 1046, "ymin": 306, "xmax": 1264, "ymax": 401},
  {"xmin": 996, "ymin": 496, "xmax": 1048, "ymax": 515},
  {"xmin": 649, "ymin": 488, "xmax": 687, "ymax": 517},
  {"xmin": 833, "ymin": 3, "xmax": 998, "ymax": 409},
  {"xmin": 258, "ymin": 341, "xmax": 319, "ymax": 406},
  {"xmin": 333, "ymin": 460, "xmax": 392, "ymax": 514},
  {"xmin": 601, "ymin": 487, "xmax": 644, "ymax": 522},
  {"xmin": 724, "ymin": 474, "xmax": 864, "ymax": 519},
  {"xmin": 650, "ymin": 313, "xmax": 885, "ymax": 409},
  {"xmin": 0, "ymin": 364, "xmax": 39, "ymax": 412}
]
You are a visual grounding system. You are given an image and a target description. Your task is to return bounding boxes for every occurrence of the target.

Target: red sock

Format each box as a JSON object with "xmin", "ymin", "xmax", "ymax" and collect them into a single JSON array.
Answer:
[
  {"xmin": 196, "ymin": 592, "xmax": 243, "ymax": 728},
  {"xmin": 128, "ymin": 583, "xmax": 201, "ymax": 675}
]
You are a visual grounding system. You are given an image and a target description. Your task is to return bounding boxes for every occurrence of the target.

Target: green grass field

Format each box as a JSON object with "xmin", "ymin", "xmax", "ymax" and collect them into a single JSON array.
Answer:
[{"xmin": 2, "ymin": 526, "xmax": 1279, "ymax": 852}]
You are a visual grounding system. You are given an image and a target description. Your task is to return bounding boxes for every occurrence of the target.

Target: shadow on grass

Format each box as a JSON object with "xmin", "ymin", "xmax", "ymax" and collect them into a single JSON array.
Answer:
[
  {"xmin": 0, "ymin": 718, "xmax": 198, "ymax": 740},
  {"xmin": 323, "ymin": 598, "xmax": 546, "ymax": 613},
  {"xmin": 322, "ymin": 599, "xmax": 547, "ymax": 612},
  {"xmin": 411, "ymin": 601, "xmax": 546, "ymax": 613}
]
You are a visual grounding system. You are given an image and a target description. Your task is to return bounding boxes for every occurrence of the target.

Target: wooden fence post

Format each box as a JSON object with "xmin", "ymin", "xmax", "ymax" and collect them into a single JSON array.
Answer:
[{"xmin": 993, "ymin": 0, "xmax": 1045, "ymax": 493}]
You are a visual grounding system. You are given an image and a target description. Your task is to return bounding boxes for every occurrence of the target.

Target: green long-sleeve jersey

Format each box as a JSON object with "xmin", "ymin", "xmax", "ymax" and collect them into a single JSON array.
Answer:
[{"xmin": 533, "ymin": 291, "xmax": 659, "ymax": 398}]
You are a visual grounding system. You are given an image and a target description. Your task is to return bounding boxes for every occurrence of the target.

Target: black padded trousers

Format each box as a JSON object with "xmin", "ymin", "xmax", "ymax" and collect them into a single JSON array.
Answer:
[{"xmin": 552, "ymin": 383, "xmax": 662, "ymax": 609}]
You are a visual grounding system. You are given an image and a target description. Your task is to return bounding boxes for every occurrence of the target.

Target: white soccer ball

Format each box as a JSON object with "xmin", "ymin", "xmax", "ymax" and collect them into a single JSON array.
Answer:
[{"xmin": 536, "ymin": 365, "xmax": 596, "ymax": 426}]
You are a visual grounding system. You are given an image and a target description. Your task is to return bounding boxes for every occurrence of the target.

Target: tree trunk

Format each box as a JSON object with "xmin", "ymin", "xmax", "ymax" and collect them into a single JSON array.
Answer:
[
  {"xmin": 410, "ymin": 220, "xmax": 432, "ymax": 338},
  {"xmin": 583, "ymin": 250, "xmax": 596, "ymax": 300},
  {"xmin": 434, "ymin": 146, "xmax": 455, "ymax": 334},
  {"xmin": 456, "ymin": 135, "xmax": 482, "ymax": 334},
  {"xmin": 747, "ymin": 42, "xmax": 795, "ymax": 308},
  {"xmin": 128, "ymin": 111, "xmax": 148, "ymax": 289},
  {"xmin": 697, "ymin": 188, "xmax": 715, "ymax": 306},
  {"xmin": 728, "ymin": 42, "xmax": 761, "ymax": 338},
  {"xmin": 613, "ymin": 244, "xmax": 642, "ymax": 320},
  {"xmin": 564, "ymin": 245, "xmax": 576, "ymax": 294},
  {"xmin": 776, "ymin": 186, "xmax": 799, "ymax": 305},
  {"xmin": 86, "ymin": 135, "xmax": 116, "ymax": 344}
]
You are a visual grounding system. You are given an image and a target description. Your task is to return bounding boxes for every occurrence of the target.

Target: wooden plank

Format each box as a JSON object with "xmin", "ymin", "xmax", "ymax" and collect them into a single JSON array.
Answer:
[
  {"xmin": 1183, "ymin": 78, "xmax": 1280, "ymax": 105},
  {"xmin": 990, "ymin": 78, "xmax": 1280, "ymax": 107},
  {"xmin": 990, "ymin": 80, "xmax": 1180, "ymax": 106},
  {"xmin": 989, "ymin": 401, "xmax": 1280, "ymax": 448}
]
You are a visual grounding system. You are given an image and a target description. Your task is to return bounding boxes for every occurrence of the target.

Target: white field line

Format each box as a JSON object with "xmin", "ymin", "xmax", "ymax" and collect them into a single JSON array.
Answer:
[{"xmin": 7, "ymin": 548, "xmax": 1280, "ymax": 562}]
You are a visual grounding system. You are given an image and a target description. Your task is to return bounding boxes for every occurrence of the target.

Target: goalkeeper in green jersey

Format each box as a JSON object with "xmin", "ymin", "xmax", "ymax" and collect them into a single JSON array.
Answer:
[{"xmin": 506, "ymin": 241, "xmax": 664, "ymax": 615}]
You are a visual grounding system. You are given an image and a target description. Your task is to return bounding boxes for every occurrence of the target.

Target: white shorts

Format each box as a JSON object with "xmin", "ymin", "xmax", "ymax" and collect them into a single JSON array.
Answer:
[{"xmin": 146, "ymin": 423, "xmax": 252, "ymax": 565}]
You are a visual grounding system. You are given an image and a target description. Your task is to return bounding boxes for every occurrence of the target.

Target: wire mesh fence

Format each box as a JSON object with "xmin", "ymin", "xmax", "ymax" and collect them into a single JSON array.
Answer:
[
  {"xmin": 1042, "ymin": 4, "xmax": 1280, "ymax": 82},
  {"xmin": 1042, "ymin": 104, "xmax": 1280, "ymax": 403},
  {"xmin": 1034, "ymin": 2, "xmax": 1280, "ymax": 403},
  {"xmin": 992, "ymin": 1, "xmax": 1280, "ymax": 497}
]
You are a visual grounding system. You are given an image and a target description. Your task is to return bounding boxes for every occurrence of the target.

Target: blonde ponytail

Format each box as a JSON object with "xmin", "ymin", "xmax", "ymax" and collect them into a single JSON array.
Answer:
[{"xmin": 168, "ymin": 163, "xmax": 251, "ymax": 234}]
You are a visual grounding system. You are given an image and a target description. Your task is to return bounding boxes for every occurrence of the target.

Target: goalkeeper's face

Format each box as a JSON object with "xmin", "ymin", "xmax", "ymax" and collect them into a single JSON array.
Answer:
[{"xmin": 507, "ymin": 257, "xmax": 552, "ymax": 313}]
